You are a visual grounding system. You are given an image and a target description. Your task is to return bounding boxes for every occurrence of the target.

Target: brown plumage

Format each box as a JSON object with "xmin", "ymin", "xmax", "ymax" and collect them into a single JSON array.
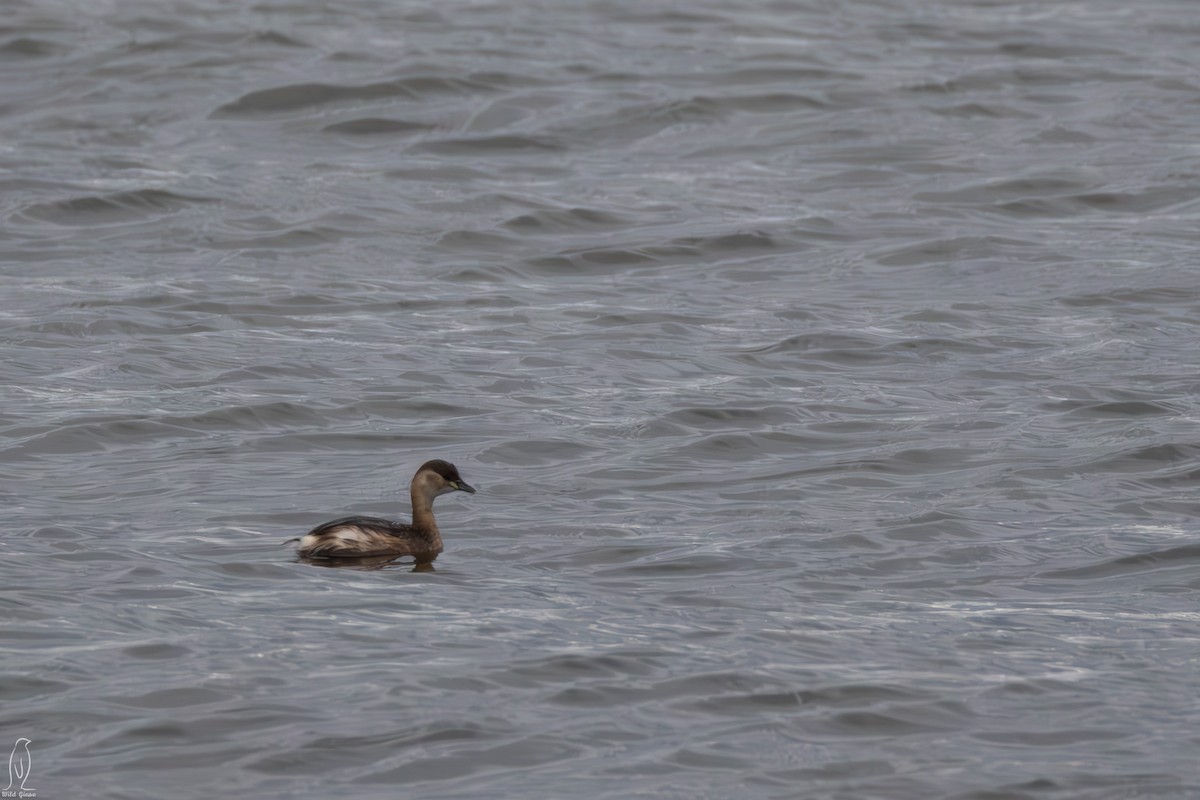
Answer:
[{"xmin": 296, "ymin": 460, "xmax": 476, "ymax": 562}]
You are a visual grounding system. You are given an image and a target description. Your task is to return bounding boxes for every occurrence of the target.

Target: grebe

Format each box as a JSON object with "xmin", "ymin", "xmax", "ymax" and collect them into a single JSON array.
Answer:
[{"xmin": 296, "ymin": 459, "xmax": 475, "ymax": 561}]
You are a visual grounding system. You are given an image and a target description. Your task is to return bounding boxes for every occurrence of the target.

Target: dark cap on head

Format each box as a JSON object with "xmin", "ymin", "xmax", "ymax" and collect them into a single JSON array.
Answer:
[
  {"xmin": 419, "ymin": 459, "xmax": 463, "ymax": 481},
  {"xmin": 418, "ymin": 459, "xmax": 476, "ymax": 494}
]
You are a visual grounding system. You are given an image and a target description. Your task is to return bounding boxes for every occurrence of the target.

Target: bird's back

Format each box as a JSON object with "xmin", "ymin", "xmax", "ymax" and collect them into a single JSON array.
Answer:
[{"xmin": 297, "ymin": 516, "xmax": 440, "ymax": 558}]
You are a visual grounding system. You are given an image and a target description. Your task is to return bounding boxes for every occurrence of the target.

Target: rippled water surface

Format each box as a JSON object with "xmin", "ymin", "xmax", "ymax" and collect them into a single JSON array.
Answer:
[{"xmin": 4, "ymin": 1, "xmax": 1200, "ymax": 797}]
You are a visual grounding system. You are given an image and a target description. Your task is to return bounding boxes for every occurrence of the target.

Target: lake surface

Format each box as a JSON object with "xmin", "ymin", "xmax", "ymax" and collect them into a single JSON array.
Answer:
[{"xmin": 3, "ymin": 1, "xmax": 1200, "ymax": 797}]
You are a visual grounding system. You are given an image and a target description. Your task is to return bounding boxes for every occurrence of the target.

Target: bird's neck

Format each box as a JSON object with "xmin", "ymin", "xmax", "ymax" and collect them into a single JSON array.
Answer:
[{"xmin": 410, "ymin": 484, "xmax": 443, "ymax": 551}]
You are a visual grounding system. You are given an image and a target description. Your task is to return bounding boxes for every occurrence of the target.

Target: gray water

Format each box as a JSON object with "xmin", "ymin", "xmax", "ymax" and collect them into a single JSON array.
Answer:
[{"xmin": 3, "ymin": 1, "xmax": 1200, "ymax": 797}]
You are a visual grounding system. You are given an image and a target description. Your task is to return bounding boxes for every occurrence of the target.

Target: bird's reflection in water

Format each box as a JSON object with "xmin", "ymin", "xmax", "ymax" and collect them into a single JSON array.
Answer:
[{"xmin": 297, "ymin": 554, "xmax": 435, "ymax": 572}]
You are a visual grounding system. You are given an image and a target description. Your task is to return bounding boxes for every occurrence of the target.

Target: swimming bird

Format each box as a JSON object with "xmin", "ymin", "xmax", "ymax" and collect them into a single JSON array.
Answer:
[{"xmin": 296, "ymin": 459, "xmax": 475, "ymax": 562}]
